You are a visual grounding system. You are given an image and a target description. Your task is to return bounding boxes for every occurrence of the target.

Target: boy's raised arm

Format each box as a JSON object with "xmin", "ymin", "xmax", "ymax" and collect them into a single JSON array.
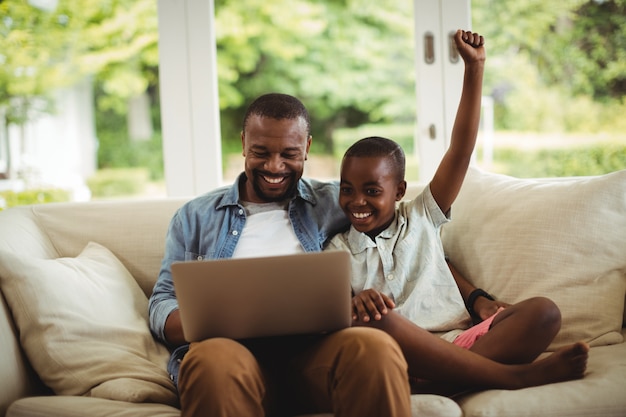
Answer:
[{"xmin": 429, "ymin": 29, "xmax": 486, "ymax": 214}]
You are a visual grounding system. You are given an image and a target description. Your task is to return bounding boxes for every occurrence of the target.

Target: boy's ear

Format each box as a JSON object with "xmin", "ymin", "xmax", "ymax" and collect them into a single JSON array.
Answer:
[{"xmin": 396, "ymin": 180, "xmax": 407, "ymax": 201}]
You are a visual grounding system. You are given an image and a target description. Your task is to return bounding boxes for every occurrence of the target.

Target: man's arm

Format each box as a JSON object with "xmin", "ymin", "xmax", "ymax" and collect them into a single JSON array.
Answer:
[
  {"xmin": 149, "ymin": 214, "xmax": 188, "ymax": 347},
  {"xmin": 429, "ymin": 30, "xmax": 485, "ymax": 214},
  {"xmin": 164, "ymin": 309, "xmax": 186, "ymax": 346}
]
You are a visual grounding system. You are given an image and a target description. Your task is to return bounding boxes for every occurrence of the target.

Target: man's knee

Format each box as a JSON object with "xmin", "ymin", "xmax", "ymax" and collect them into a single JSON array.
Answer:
[
  {"xmin": 178, "ymin": 338, "xmax": 266, "ymax": 416},
  {"xmin": 339, "ymin": 327, "xmax": 407, "ymax": 372},
  {"xmin": 330, "ymin": 328, "xmax": 410, "ymax": 410},
  {"xmin": 180, "ymin": 338, "xmax": 262, "ymax": 384}
]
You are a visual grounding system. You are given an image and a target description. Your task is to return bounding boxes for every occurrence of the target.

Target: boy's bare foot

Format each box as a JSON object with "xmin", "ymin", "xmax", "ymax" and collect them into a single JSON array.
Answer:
[{"xmin": 517, "ymin": 341, "xmax": 589, "ymax": 389}]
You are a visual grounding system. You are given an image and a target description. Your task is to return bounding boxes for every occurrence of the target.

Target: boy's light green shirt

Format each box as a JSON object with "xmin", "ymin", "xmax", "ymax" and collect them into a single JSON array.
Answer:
[{"xmin": 328, "ymin": 185, "xmax": 471, "ymax": 336}]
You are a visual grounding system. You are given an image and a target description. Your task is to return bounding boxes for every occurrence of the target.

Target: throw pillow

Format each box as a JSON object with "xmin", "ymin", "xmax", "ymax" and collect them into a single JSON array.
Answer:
[
  {"xmin": 441, "ymin": 168, "xmax": 626, "ymax": 349},
  {"xmin": 0, "ymin": 242, "xmax": 177, "ymax": 405}
]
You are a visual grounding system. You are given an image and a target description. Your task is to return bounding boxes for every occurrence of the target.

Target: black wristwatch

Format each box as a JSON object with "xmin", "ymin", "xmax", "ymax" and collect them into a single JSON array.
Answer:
[{"xmin": 466, "ymin": 288, "xmax": 495, "ymax": 320}]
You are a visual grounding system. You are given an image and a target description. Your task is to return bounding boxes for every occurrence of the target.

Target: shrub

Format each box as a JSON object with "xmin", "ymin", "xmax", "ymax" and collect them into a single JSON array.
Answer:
[
  {"xmin": 97, "ymin": 131, "xmax": 164, "ymax": 181},
  {"xmin": 86, "ymin": 168, "xmax": 149, "ymax": 199},
  {"xmin": 490, "ymin": 142, "xmax": 626, "ymax": 178},
  {"xmin": 0, "ymin": 188, "xmax": 71, "ymax": 210}
]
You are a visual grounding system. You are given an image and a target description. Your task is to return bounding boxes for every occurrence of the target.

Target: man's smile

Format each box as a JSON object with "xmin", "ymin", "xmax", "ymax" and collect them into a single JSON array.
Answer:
[{"xmin": 262, "ymin": 175, "xmax": 286, "ymax": 184}]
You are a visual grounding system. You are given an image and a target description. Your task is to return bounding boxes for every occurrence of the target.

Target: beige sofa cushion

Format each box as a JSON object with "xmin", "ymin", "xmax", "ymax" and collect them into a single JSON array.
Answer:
[
  {"xmin": 27, "ymin": 198, "xmax": 188, "ymax": 297},
  {"xmin": 7, "ymin": 396, "xmax": 180, "ymax": 417},
  {"xmin": 6, "ymin": 393, "xmax": 463, "ymax": 417},
  {"xmin": 455, "ymin": 332, "xmax": 626, "ymax": 417},
  {"xmin": 0, "ymin": 242, "xmax": 177, "ymax": 405},
  {"xmin": 442, "ymin": 168, "xmax": 626, "ymax": 349}
]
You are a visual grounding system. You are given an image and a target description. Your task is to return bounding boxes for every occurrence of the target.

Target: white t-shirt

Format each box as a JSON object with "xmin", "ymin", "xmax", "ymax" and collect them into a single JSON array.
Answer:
[{"xmin": 232, "ymin": 201, "xmax": 304, "ymax": 259}]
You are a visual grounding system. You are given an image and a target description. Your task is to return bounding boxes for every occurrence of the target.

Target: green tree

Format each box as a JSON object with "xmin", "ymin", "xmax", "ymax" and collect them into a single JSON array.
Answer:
[
  {"xmin": 472, "ymin": 0, "xmax": 625, "ymax": 131},
  {"xmin": 0, "ymin": 0, "xmax": 158, "ymax": 178},
  {"xmin": 214, "ymin": 0, "xmax": 416, "ymax": 151},
  {"xmin": 546, "ymin": 0, "xmax": 626, "ymax": 101}
]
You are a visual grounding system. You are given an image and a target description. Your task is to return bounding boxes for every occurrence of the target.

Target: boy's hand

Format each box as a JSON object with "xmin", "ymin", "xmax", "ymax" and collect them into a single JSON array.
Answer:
[
  {"xmin": 352, "ymin": 289, "xmax": 395, "ymax": 322},
  {"xmin": 474, "ymin": 297, "xmax": 510, "ymax": 322},
  {"xmin": 455, "ymin": 29, "xmax": 486, "ymax": 64}
]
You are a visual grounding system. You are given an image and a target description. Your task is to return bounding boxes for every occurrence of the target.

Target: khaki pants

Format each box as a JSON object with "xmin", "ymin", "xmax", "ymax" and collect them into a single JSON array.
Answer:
[{"xmin": 178, "ymin": 327, "xmax": 411, "ymax": 417}]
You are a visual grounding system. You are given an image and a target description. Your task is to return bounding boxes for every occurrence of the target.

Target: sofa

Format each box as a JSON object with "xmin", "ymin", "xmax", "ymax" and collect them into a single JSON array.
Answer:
[{"xmin": 0, "ymin": 167, "xmax": 625, "ymax": 417}]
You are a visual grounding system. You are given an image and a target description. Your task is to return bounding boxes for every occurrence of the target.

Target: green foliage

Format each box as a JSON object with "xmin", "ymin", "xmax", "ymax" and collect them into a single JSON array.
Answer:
[
  {"xmin": 0, "ymin": 0, "xmax": 158, "ymax": 115},
  {"xmin": 0, "ymin": 188, "xmax": 71, "ymax": 210},
  {"xmin": 546, "ymin": 0, "xmax": 626, "ymax": 101},
  {"xmin": 334, "ymin": 123, "xmax": 415, "ymax": 157},
  {"xmin": 96, "ymin": 131, "xmax": 164, "ymax": 180},
  {"xmin": 95, "ymin": 107, "xmax": 164, "ymax": 180},
  {"xmin": 3, "ymin": 0, "xmax": 625, "ymax": 190},
  {"xmin": 215, "ymin": 0, "xmax": 416, "ymax": 151},
  {"xmin": 86, "ymin": 168, "xmax": 149, "ymax": 198},
  {"xmin": 473, "ymin": 0, "xmax": 626, "ymax": 132},
  {"xmin": 490, "ymin": 142, "xmax": 626, "ymax": 178}
]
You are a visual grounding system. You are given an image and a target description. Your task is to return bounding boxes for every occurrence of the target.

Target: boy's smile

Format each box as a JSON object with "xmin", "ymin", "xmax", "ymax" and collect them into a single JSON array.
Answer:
[{"xmin": 339, "ymin": 155, "xmax": 406, "ymax": 239}]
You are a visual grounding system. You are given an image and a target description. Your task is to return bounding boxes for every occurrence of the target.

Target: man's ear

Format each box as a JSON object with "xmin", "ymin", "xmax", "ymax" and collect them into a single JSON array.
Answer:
[
  {"xmin": 240, "ymin": 131, "xmax": 246, "ymax": 156},
  {"xmin": 396, "ymin": 180, "xmax": 407, "ymax": 201},
  {"xmin": 305, "ymin": 135, "xmax": 312, "ymax": 160}
]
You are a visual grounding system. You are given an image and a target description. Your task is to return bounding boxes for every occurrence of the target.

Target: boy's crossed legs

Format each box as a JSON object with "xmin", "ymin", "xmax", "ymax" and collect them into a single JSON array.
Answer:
[
  {"xmin": 353, "ymin": 300, "xmax": 588, "ymax": 395},
  {"xmin": 469, "ymin": 296, "xmax": 562, "ymax": 364}
]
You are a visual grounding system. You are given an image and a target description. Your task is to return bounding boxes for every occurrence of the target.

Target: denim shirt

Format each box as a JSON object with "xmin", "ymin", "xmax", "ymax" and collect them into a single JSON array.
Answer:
[{"xmin": 148, "ymin": 173, "xmax": 347, "ymax": 384}]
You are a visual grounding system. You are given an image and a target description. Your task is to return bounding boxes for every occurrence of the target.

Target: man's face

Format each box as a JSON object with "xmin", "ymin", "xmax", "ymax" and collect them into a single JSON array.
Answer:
[{"xmin": 240, "ymin": 115, "xmax": 311, "ymax": 203}]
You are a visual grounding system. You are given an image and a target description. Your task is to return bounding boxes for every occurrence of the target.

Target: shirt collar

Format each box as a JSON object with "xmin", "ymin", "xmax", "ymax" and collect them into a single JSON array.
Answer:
[{"xmin": 346, "ymin": 210, "xmax": 405, "ymax": 254}]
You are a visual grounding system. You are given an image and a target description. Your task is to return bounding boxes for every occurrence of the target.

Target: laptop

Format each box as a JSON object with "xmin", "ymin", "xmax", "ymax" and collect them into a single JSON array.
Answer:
[{"xmin": 171, "ymin": 250, "xmax": 353, "ymax": 341}]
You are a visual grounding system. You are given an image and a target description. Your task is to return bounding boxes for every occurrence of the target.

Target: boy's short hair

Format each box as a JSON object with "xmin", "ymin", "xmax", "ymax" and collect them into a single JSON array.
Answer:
[
  {"xmin": 242, "ymin": 93, "xmax": 312, "ymax": 138},
  {"xmin": 343, "ymin": 136, "xmax": 406, "ymax": 182}
]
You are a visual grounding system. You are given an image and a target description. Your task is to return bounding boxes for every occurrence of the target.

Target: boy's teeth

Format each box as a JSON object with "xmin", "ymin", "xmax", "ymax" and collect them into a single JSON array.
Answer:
[{"xmin": 353, "ymin": 212, "xmax": 371, "ymax": 219}]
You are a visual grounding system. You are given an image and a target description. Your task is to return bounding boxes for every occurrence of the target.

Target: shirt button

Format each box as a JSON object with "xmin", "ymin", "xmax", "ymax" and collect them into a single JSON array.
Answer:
[
  {"xmin": 232, "ymin": 230, "xmax": 239, "ymax": 236},
  {"xmin": 387, "ymin": 274, "xmax": 395, "ymax": 281},
  {"xmin": 238, "ymin": 209, "xmax": 244, "ymax": 215},
  {"xmin": 196, "ymin": 255, "xmax": 203, "ymax": 260}
]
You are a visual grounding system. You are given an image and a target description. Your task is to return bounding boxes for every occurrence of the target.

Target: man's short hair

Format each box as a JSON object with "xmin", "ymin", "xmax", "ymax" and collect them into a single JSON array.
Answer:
[
  {"xmin": 242, "ymin": 93, "xmax": 311, "ymax": 138},
  {"xmin": 343, "ymin": 136, "xmax": 406, "ymax": 182}
]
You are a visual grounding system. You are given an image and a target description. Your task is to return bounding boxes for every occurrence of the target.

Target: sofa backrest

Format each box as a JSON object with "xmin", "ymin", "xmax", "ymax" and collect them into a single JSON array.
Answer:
[
  {"xmin": 0, "ymin": 182, "xmax": 428, "ymax": 296},
  {"xmin": 441, "ymin": 168, "xmax": 626, "ymax": 349},
  {"xmin": 0, "ymin": 197, "xmax": 190, "ymax": 297}
]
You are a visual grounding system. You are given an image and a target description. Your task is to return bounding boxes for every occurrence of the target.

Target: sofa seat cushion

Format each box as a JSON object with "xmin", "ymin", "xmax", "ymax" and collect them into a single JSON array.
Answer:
[
  {"xmin": 442, "ymin": 168, "xmax": 626, "ymax": 349},
  {"xmin": 8, "ymin": 394, "xmax": 462, "ymax": 417},
  {"xmin": 292, "ymin": 394, "xmax": 463, "ymax": 417},
  {"xmin": 0, "ymin": 242, "xmax": 177, "ymax": 405},
  {"xmin": 455, "ymin": 332, "xmax": 626, "ymax": 417},
  {"xmin": 7, "ymin": 396, "xmax": 180, "ymax": 417}
]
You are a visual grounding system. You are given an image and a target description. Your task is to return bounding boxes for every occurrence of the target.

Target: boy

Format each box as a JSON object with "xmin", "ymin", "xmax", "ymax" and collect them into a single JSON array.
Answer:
[{"xmin": 327, "ymin": 30, "xmax": 588, "ymax": 394}]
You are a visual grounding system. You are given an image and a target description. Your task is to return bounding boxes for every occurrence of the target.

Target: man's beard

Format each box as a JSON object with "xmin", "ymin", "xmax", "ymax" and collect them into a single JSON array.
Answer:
[{"xmin": 251, "ymin": 171, "xmax": 299, "ymax": 202}]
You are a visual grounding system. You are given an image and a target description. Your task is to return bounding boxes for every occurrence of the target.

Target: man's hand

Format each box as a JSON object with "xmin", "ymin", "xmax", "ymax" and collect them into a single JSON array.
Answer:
[
  {"xmin": 352, "ymin": 289, "xmax": 395, "ymax": 322},
  {"xmin": 455, "ymin": 29, "xmax": 486, "ymax": 65},
  {"xmin": 474, "ymin": 297, "xmax": 510, "ymax": 322}
]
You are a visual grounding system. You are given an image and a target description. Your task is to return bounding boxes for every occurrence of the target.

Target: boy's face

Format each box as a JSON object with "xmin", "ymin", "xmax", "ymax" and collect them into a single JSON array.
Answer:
[
  {"xmin": 339, "ymin": 155, "xmax": 406, "ymax": 239},
  {"xmin": 241, "ymin": 115, "xmax": 311, "ymax": 203}
]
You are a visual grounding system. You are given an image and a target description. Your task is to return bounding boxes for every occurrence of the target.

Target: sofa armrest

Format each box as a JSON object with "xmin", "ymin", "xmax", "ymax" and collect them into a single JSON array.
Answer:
[{"xmin": 0, "ymin": 291, "xmax": 49, "ymax": 417}]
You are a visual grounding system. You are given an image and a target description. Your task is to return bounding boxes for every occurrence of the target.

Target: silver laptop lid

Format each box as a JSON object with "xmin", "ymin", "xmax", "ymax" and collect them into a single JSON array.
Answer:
[{"xmin": 172, "ymin": 250, "xmax": 352, "ymax": 341}]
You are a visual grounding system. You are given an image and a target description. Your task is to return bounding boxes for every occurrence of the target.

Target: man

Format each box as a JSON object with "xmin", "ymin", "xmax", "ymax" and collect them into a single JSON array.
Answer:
[{"xmin": 149, "ymin": 93, "xmax": 411, "ymax": 417}]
